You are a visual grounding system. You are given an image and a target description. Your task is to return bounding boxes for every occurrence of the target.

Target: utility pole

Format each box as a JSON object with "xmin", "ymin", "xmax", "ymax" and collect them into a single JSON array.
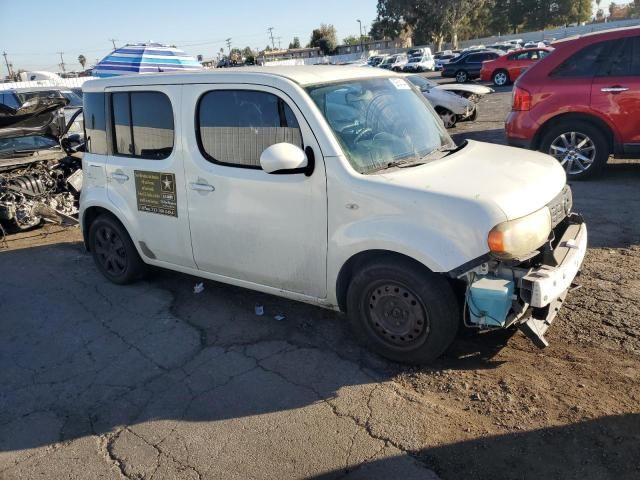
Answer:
[
  {"xmin": 225, "ymin": 38, "xmax": 232, "ymax": 55},
  {"xmin": 2, "ymin": 51, "xmax": 12, "ymax": 78},
  {"xmin": 276, "ymin": 37, "xmax": 282, "ymax": 50},
  {"xmin": 108, "ymin": 38, "xmax": 118, "ymax": 49},
  {"xmin": 57, "ymin": 51, "xmax": 66, "ymax": 72},
  {"xmin": 357, "ymin": 19, "xmax": 364, "ymax": 53},
  {"xmin": 267, "ymin": 27, "xmax": 275, "ymax": 49}
]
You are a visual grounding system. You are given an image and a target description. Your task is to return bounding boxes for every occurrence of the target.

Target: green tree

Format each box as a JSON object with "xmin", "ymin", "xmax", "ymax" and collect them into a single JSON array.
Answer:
[
  {"xmin": 288, "ymin": 37, "xmax": 301, "ymax": 49},
  {"xmin": 309, "ymin": 24, "xmax": 338, "ymax": 54},
  {"xmin": 342, "ymin": 35, "xmax": 360, "ymax": 45},
  {"xmin": 78, "ymin": 54, "xmax": 87, "ymax": 69}
]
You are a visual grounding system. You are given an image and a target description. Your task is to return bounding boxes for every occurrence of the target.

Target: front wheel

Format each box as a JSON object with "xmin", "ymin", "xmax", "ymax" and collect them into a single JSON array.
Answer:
[
  {"xmin": 436, "ymin": 107, "xmax": 457, "ymax": 128},
  {"xmin": 539, "ymin": 120, "xmax": 609, "ymax": 180},
  {"xmin": 346, "ymin": 257, "xmax": 459, "ymax": 364}
]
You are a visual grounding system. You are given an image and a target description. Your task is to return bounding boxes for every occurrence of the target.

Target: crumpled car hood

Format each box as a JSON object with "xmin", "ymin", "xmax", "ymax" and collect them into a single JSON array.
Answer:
[{"xmin": 0, "ymin": 97, "xmax": 68, "ymax": 139}]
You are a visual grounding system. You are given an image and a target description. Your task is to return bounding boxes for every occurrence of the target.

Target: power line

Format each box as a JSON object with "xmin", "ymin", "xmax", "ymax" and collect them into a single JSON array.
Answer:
[
  {"xmin": 2, "ymin": 51, "xmax": 13, "ymax": 78},
  {"xmin": 57, "ymin": 51, "xmax": 66, "ymax": 72},
  {"xmin": 267, "ymin": 27, "xmax": 276, "ymax": 49}
]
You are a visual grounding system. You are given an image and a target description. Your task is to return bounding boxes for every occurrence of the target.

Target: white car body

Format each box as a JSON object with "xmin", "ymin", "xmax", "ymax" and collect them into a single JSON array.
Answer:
[
  {"xmin": 437, "ymin": 83, "xmax": 494, "ymax": 102},
  {"xmin": 403, "ymin": 55, "xmax": 435, "ymax": 72},
  {"xmin": 80, "ymin": 66, "xmax": 586, "ymax": 354}
]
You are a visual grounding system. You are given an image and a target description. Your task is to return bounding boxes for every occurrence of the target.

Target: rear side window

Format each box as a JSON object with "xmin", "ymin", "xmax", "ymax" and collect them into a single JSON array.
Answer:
[
  {"xmin": 111, "ymin": 91, "xmax": 174, "ymax": 159},
  {"xmin": 550, "ymin": 41, "xmax": 608, "ymax": 78},
  {"xmin": 197, "ymin": 90, "xmax": 302, "ymax": 169},
  {"xmin": 83, "ymin": 92, "xmax": 108, "ymax": 155},
  {"xmin": 598, "ymin": 36, "xmax": 640, "ymax": 77}
]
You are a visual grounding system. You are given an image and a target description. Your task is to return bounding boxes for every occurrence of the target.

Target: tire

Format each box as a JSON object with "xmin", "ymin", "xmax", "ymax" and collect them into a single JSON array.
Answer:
[
  {"xmin": 492, "ymin": 69, "xmax": 509, "ymax": 87},
  {"xmin": 455, "ymin": 70, "xmax": 468, "ymax": 83},
  {"xmin": 467, "ymin": 106, "xmax": 479, "ymax": 122},
  {"xmin": 89, "ymin": 214, "xmax": 146, "ymax": 284},
  {"xmin": 539, "ymin": 120, "xmax": 609, "ymax": 180},
  {"xmin": 436, "ymin": 107, "xmax": 457, "ymax": 129},
  {"xmin": 346, "ymin": 257, "xmax": 459, "ymax": 364}
]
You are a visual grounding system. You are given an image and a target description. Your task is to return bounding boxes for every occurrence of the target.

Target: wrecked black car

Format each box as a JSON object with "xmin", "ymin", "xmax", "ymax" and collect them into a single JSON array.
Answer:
[{"xmin": 0, "ymin": 96, "xmax": 83, "ymax": 232}]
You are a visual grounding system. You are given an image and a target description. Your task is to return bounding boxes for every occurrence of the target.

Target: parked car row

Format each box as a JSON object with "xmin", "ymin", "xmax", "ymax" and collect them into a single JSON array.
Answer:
[{"xmin": 369, "ymin": 48, "xmax": 435, "ymax": 72}]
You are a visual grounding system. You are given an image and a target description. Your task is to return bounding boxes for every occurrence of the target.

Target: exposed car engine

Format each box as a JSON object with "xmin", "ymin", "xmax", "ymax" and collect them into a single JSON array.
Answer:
[{"xmin": 0, "ymin": 156, "xmax": 82, "ymax": 230}]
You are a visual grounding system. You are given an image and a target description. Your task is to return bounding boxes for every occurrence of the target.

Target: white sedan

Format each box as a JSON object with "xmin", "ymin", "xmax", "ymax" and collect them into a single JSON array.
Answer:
[{"xmin": 405, "ymin": 74, "xmax": 483, "ymax": 128}]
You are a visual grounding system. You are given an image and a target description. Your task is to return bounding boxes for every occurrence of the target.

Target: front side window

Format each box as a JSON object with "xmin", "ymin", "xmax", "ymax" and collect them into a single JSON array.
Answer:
[
  {"xmin": 306, "ymin": 77, "xmax": 453, "ymax": 174},
  {"xmin": 551, "ymin": 41, "xmax": 609, "ymax": 78},
  {"xmin": 598, "ymin": 36, "xmax": 640, "ymax": 77},
  {"xmin": 83, "ymin": 92, "xmax": 107, "ymax": 154},
  {"xmin": 111, "ymin": 91, "xmax": 174, "ymax": 159},
  {"xmin": 197, "ymin": 90, "xmax": 302, "ymax": 168}
]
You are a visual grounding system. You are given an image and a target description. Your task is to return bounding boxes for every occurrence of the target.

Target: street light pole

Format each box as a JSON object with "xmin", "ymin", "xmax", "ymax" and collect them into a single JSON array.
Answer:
[{"xmin": 357, "ymin": 19, "xmax": 364, "ymax": 54}]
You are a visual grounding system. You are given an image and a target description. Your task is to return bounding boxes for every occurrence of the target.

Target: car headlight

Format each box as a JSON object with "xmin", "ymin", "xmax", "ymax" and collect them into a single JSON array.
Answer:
[{"xmin": 488, "ymin": 207, "xmax": 552, "ymax": 258}]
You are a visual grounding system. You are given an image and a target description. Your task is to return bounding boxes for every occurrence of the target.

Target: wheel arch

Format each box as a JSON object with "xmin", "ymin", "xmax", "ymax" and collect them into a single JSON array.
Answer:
[
  {"xmin": 533, "ymin": 112, "xmax": 616, "ymax": 152},
  {"xmin": 82, "ymin": 205, "xmax": 126, "ymax": 251},
  {"xmin": 335, "ymin": 250, "xmax": 438, "ymax": 313}
]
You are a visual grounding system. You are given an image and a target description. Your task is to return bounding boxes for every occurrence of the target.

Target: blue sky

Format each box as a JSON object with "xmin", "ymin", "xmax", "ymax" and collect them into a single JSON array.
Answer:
[
  {"xmin": 1, "ymin": 0, "xmax": 378, "ymax": 71},
  {"xmin": 0, "ymin": 0, "xmax": 630, "ymax": 73}
]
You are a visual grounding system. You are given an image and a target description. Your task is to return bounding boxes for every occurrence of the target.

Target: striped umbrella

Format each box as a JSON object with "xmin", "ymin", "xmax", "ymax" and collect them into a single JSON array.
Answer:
[{"xmin": 93, "ymin": 43, "xmax": 203, "ymax": 78}]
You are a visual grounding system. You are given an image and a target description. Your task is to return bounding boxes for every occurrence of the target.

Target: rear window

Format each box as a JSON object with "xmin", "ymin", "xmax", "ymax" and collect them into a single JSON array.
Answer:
[
  {"xmin": 83, "ymin": 92, "xmax": 107, "ymax": 155},
  {"xmin": 550, "ymin": 41, "xmax": 608, "ymax": 78}
]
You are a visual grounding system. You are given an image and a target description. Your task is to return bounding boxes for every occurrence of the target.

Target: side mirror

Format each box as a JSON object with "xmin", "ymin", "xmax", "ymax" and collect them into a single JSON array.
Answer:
[{"xmin": 260, "ymin": 143, "xmax": 310, "ymax": 175}]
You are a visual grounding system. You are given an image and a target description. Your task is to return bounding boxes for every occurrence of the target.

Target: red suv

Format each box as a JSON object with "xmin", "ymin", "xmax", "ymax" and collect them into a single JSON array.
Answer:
[
  {"xmin": 480, "ymin": 48, "xmax": 553, "ymax": 86},
  {"xmin": 506, "ymin": 27, "xmax": 640, "ymax": 179}
]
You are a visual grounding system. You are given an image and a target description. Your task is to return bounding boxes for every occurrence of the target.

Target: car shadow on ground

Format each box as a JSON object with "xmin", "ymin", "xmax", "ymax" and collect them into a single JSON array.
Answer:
[
  {"xmin": 309, "ymin": 414, "xmax": 640, "ymax": 479},
  {"xmin": 0, "ymin": 242, "xmax": 517, "ymax": 456}
]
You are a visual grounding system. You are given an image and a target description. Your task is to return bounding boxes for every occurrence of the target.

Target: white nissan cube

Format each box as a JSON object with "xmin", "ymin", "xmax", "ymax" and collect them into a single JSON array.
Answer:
[{"xmin": 80, "ymin": 66, "xmax": 587, "ymax": 364}]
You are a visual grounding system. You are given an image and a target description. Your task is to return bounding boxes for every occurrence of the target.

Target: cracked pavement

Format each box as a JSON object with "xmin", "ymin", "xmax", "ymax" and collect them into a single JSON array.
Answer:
[{"xmin": 0, "ymin": 240, "xmax": 440, "ymax": 479}]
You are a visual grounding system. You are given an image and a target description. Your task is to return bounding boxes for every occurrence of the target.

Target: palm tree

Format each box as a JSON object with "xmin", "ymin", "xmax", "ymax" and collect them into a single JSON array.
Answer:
[{"xmin": 78, "ymin": 54, "xmax": 87, "ymax": 69}]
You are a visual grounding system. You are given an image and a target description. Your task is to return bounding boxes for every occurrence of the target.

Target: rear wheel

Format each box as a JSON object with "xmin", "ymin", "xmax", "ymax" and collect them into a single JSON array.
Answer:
[
  {"xmin": 89, "ymin": 214, "xmax": 146, "ymax": 284},
  {"xmin": 492, "ymin": 69, "xmax": 509, "ymax": 86},
  {"xmin": 455, "ymin": 70, "xmax": 468, "ymax": 83},
  {"xmin": 539, "ymin": 120, "xmax": 609, "ymax": 180},
  {"xmin": 346, "ymin": 257, "xmax": 459, "ymax": 364}
]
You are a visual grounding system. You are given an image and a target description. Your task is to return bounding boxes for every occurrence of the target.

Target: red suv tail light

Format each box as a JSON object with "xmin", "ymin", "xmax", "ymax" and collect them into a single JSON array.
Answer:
[{"xmin": 512, "ymin": 86, "xmax": 532, "ymax": 111}]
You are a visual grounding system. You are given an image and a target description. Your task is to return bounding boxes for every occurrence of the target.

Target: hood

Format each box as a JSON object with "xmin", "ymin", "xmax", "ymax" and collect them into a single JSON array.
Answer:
[
  {"xmin": 0, "ymin": 97, "xmax": 68, "ymax": 139},
  {"xmin": 377, "ymin": 140, "xmax": 566, "ymax": 221},
  {"xmin": 437, "ymin": 84, "xmax": 494, "ymax": 95}
]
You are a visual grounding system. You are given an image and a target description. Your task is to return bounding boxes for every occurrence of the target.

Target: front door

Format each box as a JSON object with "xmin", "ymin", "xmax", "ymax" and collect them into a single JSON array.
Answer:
[
  {"xmin": 182, "ymin": 84, "xmax": 328, "ymax": 298},
  {"xmin": 105, "ymin": 85, "xmax": 195, "ymax": 268},
  {"xmin": 590, "ymin": 35, "xmax": 640, "ymax": 146}
]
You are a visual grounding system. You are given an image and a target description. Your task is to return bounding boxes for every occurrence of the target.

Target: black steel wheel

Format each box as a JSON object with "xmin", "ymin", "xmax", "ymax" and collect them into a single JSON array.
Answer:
[
  {"xmin": 346, "ymin": 256, "xmax": 459, "ymax": 364},
  {"xmin": 89, "ymin": 214, "xmax": 145, "ymax": 284}
]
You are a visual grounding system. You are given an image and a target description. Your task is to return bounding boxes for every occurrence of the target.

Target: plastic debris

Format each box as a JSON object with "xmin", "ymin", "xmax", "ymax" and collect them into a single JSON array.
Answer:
[
  {"xmin": 193, "ymin": 282, "xmax": 205, "ymax": 294},
  {"xmin": 255, "ymin": 305, "xmax": 264, "ymax": 316},
  {"xmin": 274, "ymin": 314, "xmax": 286, "ymax": 322}
]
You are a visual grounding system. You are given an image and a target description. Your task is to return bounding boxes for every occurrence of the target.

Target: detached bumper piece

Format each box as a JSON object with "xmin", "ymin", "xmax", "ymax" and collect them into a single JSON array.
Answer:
[{"xmin": 519, "ymin": 217, "xmax": 587, "ymax": 348}]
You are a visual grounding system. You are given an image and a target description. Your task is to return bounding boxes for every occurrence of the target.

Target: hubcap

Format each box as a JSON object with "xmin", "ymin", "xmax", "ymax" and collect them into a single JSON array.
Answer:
[
  {"xmin": 366, "ymin": 282, "xmax": 429, "ymax": 349},
  {"xmin": 456, "ymin": 71, "xmax": 467, "ymax": 83},
  {"xmin": 94, "ymin": 226, "xmax": 127, "ymax": 276},
  {"xmin": 494, "ymin": 72, "xmax": 507, "ymax": 85},
  {"xmin": 439, "ymin": 111, "xmax": 456, "ymax": 128},
  {"xmin": 549, "ymin": 132, "xmax": 596, "ymax": 175}
]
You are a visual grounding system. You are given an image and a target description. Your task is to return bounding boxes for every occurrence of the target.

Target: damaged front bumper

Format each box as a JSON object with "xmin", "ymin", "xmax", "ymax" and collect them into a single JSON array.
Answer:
[{"xmin": 461, "ymin": 214, "xmax": 587, "ymax": 348}]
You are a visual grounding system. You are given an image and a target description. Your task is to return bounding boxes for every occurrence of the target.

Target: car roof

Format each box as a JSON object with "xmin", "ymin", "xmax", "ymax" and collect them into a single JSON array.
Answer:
[
  {"xmin": 11, "ymin": 86, "xmax": 72, "ymax": 93},
  {"xmin": 553, "ymin": 25, "xmax": 640, "ymax": 46},
  {"xmin": 82, "ymin": 66, "xmax": 397, "ymax": 92}
]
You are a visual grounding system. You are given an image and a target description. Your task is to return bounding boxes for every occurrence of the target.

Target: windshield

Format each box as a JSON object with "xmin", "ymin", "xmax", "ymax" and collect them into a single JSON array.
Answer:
[
  {"xmin": 408, "ymin": 56, "xmax": 422, "ymax": 63},
  {"xmin": 0, "ymin": 134, "xmax": 59, "ymax": 156},
  {"xmin": 406, "ymin": 75, "xmax": 438, "ymax": 90},
  {"xmin": 380, "ymin": 56, "xmax": 395, "ymax": 65},
  {"xmin": 306, "ymin": 77, "xmax": 454, "ymax": 174},
  {"xmin": 61, "ymin": 91, "xmax": 83, "ymax": 107}
]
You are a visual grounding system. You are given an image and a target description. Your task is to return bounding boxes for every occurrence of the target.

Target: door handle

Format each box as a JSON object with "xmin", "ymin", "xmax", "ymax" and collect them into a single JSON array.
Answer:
[
  {"xmin": 189, "ymin": 182, "xmax": 215, "ymax": 192},
  {"xmin": 601, "ymin": 87, "xmax": 629, "ymax": 93},
  {"xmin": 110, "ymin": 172, "xmax": 129, "ymax": 182}
]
